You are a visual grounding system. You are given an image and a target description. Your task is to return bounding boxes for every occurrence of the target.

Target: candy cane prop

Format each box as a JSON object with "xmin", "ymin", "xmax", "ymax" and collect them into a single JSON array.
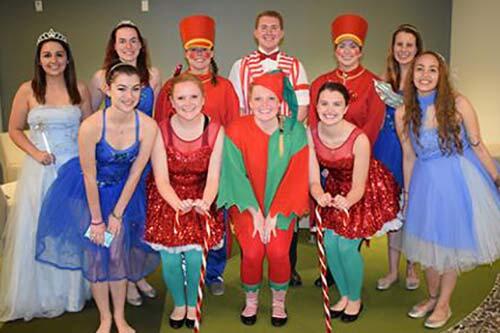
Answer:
[
  {"xmin": 194, "ymin": 211, "xmax": 212, "ymax": 333},
  {"xmin": 314, "ymin": 206, "xmax": 332, "ymax": 333}
]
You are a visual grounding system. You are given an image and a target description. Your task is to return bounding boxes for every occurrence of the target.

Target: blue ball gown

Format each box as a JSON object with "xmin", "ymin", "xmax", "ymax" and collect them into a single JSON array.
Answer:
[
  {"xmin": 0, "ymin": 105, "xmax": 90, "ymax": 321},
  {"xmin": 35, "ymin": 110, "xmax": 159, "ymax": 282},
  {"xmin": 402, "ymin": 91, "xmax": 500, "ymax": 273}
]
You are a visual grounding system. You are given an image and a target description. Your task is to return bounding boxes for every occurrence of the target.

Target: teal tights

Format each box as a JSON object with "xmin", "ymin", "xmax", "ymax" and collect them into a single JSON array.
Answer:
[
  {"xmin": 324, "ymin": 230, "xmax": 363, "ymax": 301},
  {"xmin": 160, "ymin": 250, "xmax": 202, "ymax": 307}
]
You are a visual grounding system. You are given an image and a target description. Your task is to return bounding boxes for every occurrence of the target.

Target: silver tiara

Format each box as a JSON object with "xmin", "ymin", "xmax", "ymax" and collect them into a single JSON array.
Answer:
[
  {"xmin": 36, "ymin": 28, "xmax": 68, "ymax": 45},
  {"xmin": 116, "ymin": 20, "xmax": 137, "ymax": 28}
]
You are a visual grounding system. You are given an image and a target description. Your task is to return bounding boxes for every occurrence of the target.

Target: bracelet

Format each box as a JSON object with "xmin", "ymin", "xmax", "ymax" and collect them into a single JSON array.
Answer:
[
  {"xmin": 91, "ymin": 218, "xmax": 103, "ymax": 225},
  {"xmin": 111, "ymin": 211, "xmax": 123, "ymax": 221}
]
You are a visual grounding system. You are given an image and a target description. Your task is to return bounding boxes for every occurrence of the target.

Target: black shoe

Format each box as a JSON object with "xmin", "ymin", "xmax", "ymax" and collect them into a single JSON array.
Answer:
[
  {"xmin": 314, "ymin": 275, "xmax": 334, "ymax": 288},
  {"xmin": 340, "ymin": 304, "xmax": 363, "ymax": 323},
  {"xmin": 185, "ymin": 318, "xmax": 196, "ymax": 329},
  {"xmin": 271, "ymin": 314, "xmax": 288, "ymax": 327},
  {"xmin": 289, "ymin": 271, "xmax": 303, "ymax": 287},
  {"xmin": 329, "ymin": 308, "xmax": 344, "ymax": 319},
  {"xmin": 169, "ymin": 316, "xmax": 185, "ymax": 329},
  {"xmin": 240, "ymin": 313, "xmax": 257, "ymax": 326}
]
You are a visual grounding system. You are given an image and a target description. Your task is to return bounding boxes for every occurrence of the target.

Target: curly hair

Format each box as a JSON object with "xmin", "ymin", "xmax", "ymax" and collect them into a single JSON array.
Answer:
[
  {"xmin": 385, "ymin": 24, "xmax": 423, "ymax": 91},
  {"xmin": 403, "ymin": 51, "xmax": 463, "ymax": 155}
]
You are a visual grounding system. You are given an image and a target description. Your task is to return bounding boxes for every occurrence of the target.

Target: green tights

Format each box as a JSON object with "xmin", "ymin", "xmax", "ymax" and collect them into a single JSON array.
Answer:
[
  {"xmin": 324, "ymin": 230, "xmax": 363, "ymax": 301},
  {"xmin": 160, "ymin": 249, "xmax": 202, "ymax": 307}
]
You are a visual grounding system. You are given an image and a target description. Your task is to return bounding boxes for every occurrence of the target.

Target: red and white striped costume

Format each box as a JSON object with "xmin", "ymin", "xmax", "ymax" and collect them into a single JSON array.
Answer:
[{"xmin": 229, "ymin": 49, "xmax": 310, "ymax": 116}]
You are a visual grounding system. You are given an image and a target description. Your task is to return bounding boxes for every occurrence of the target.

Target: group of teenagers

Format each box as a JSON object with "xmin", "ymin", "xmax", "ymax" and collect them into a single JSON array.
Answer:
[{"xmin": 0, "ymin": 8, "xmax": 499, "ymax": 333}]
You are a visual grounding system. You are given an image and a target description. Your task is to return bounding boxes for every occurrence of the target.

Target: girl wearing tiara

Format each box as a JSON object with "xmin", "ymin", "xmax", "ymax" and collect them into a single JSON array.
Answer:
[
  {"xmin": 89, "ymin": 20, "xmax": 161, "ymax": 305},
  {"xmin": 36, "ymin": 63, "xmax": 160, "ymax": 333},
  {"xmin": 0, "ymin": 29, "xmax": 92, "ymax": 321}
]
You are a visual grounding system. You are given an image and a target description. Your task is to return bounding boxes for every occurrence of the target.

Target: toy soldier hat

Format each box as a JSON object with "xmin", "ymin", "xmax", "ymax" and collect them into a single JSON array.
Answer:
[
  {"xmin": 179, "ymin": 15, "xmax": 215, "ymax": 49},
  {"xmin": 331, "ymin": 14, "xmax": 368, "ymax": 46}
]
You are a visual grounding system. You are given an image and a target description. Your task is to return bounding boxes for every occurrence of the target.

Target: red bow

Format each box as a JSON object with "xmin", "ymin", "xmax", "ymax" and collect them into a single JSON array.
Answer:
[{"xmin": 257, "ymin": 50, "xmax": 279, "ymax": 61}]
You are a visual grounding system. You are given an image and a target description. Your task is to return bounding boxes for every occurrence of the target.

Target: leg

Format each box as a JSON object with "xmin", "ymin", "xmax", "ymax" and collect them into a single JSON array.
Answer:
[
  {"xmin": 234, "ymin": 214, "xmax": 265, "ymax": 321},
  {"xmin": 109, "ymin": 279, "xmax": 135, "ymax": 333},
  {"xmin": 377, "ymin": 231, "xmax": 401, "ymax": 290},
  {"xmin": 91, "ymin": 282, "xmax": 112, "ymax": 333},
  {"xmin": 324, "ymin": 230, "xmax": 349, "ymax": 311},
  {"xmin": 266, "ymin": 223, "xmax": 295, "ymax": 326},
  {"xmin": 405, "ymin": 260, "xmax": 420, "ymax": 290},
  {"xmin": 426, "ymin": 270, "xmax": 456, "ymax": 326},
  {"xmin": 160, "ymin": 251, "xmax": 187, "ymax": 320},
  {"xmin": 184, "ymin": 250, "xmax": 203, "ymax": 321},
  {"xmin": 205, "ymin": 233, "xmax": 227, "ymax": 295},
  {"xmin": 337, "ymin": 236, "xmax": 363, "ymax": 316},
  {"xmin": 289, "ymin": 229, "xmax": 302, "ymax": 287},
  {"xmin": 408, "ymin": 267, "xmax": 440, "ymax": 318}
]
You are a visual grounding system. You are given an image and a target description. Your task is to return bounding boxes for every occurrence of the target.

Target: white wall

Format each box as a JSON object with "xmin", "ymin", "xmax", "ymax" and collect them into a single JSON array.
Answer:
[{"xmin": 451, "ymin": 0, "xmax": 500, "ymax": 152}]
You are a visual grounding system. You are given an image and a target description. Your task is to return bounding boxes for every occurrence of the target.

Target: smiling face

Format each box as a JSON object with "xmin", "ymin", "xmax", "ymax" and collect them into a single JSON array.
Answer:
[
  {"xmin": 170, "ymin": 80, "xmax": 205, "ymax": 121},
  {"xmin": 316, "ymin": 89, "xmax": 348, "ymax": 126},
  {"xmin": 107, "ymin": 73, "xmax": 141, "ymax": 113},
  {"xmin": 393, "ymin": 31, "xmax": 418, "ymax": 66},
  {"xmin": 253, "ymin": 16, "xmax": 284, "ymax": 53},
  {"xmin": 39, "ymin": 41, "xmax": 67, "ymax": 77},
  {"xmin": 335, "ymin": 39, "xmax": 362, "ymax": 71},
  {"xmin": 413, "ymin": 53, "xmax": 440, "ymax": 94},
  {"xmin": 114, "ymin": 26, "xmax": 142, "ymax": 65},
  {"xmin": 185, "ymin": 47, "xmax": 213, "ymax": 74},
  {"xmin": 249, "ymin": 84, "xmax": 280, "ymax": 123}
]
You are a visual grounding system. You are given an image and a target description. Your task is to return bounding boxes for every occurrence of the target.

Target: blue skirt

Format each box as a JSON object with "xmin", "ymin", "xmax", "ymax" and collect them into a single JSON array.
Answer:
[{"xmin": 36, "ymin": 157, "xmax": 160, "ymax": 282}]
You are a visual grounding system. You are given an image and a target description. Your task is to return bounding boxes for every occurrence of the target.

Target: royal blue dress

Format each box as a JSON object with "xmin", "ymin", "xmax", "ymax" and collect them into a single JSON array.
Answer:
[
  {"xmin": 36, "ymin": 110, "xmax": 160, "ymax": 282},
  {"xmin": 402, "ymin": 91, "xmax": 500, "ymax": 273}
]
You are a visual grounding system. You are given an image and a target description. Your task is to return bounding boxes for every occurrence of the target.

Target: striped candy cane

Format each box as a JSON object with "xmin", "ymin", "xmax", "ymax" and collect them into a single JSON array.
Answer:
[
  {"xmin": 194, "ymin": 212, "xmax": 212, "ymax": 333},
  {"xmin": 314, "ymin": 206, "xmax": 332, "ymax": 333}
]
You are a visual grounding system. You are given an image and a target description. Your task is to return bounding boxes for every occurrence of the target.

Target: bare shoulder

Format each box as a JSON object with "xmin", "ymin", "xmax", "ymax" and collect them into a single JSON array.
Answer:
[
  {"xmin": 454, "ymin": 93, "xmax": 472, "ymax": 110},
  {"xmin": 395, "ymin": 105, "xmax": 406, "ymax": 121},
  {"xmin": 139, "ymin": 112, "xmax": 158, "ymax": 134},
  {"xmin": 149, "ymin": 66, "xmax": 160, "ymax": 78},
  {"xmin": 354, "ymin": 132, "xmax": 370, "ymax": 148},
  {"xmin": 80, "ymin": 110, "xmax": 101, "ymax": 135},
  {"xmin": 17, "ymin": 81, "xmax": 33, "ymax": 96},
  {"xmin": 77, "ymin": 80, "xmax": 90, "ymax": 94}
]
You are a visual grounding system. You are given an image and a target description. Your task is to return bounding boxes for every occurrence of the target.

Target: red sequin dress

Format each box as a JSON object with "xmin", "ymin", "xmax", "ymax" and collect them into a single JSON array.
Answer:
[
  {"xmin": 144, "ymin": 117, "xmax": 224, "ymax": 252},
  {"xmin": 312, "ymin": 126, "xmax": 399, "ymax": 239}
]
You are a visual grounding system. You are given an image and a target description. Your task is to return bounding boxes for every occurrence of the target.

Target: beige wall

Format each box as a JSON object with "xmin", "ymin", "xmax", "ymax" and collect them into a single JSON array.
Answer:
[{"xmin": 451, "ymin": 0, "xmax": 500, "ymax": 150}]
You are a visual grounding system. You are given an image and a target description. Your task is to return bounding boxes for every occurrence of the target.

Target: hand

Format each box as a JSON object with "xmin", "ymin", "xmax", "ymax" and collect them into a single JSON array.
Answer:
[
  {"xmin": 176, "ymin": 199, "xmax": 193, "ymax": 214},
  {"xmin": 193, "ymin": 199, "xmax": 210, "ymax": 216},
  {"xmin": 90, "ymin": 223, "xmax": 106, "ymax": 245},
  {"xmin": 263, "ymin": 214, "xmax": 278, "ymax": 244},
  {"xmin": 332, "ymin": 195, "xmax": 350, "ymax": 211},
  {"xmin": 316, "ymin": 192, "xmax": 333, "ymax": 207},
  {"xmin": 107, "ymin": 213, "xmax": 122, "ymax": 236},
  {"xmin": 33, "ymin": 150, "xmax": 55, "ymax": 165},
  {"xmin": 249, "ymin": 207, "xmax": 265, "ymax": 241}
]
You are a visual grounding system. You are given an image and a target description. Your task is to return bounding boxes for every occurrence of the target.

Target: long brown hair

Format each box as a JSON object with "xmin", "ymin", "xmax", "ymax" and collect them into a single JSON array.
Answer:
[
  {"xmin": 32, "ymin": 39, "xmax": 81, "ymax": 105},
  {"xmin": 385, "ymin": 24, "xmax": 423, "ymax": 91},
  {"xmin": 102, "ymin": 22, "xmax": 150, "ymax": 85},
  {"xmin": 403, "ymin": 51, "xmax": 463, "ymax": 155}
]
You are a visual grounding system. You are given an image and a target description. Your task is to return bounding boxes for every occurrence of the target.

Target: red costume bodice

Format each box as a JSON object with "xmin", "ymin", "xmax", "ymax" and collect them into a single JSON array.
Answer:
[
  {"xmin": 144, "ymin": 116, "xmax": 224, "ymax": 248},
  {"xmin": 312, "ymin": 126, "xmax": 399, "ymax": 239}
]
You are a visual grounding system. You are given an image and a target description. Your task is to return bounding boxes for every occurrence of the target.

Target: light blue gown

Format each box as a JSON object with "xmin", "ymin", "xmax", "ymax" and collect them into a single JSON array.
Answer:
[
  {"xmin": 0, "ymin": 106, "xmax": 90, "ymax": 321},
  {"xmin": 403, "ymin": 92, "xmax": 500, "ymax": 273}
]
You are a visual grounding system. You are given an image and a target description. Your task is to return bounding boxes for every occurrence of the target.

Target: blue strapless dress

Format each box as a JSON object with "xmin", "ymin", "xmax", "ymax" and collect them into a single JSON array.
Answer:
[
  {"xmin": 36, "ymin": 110, "xmax": 159, "ymax": 282},
  {"xmin": 402, "ymin": 92, "xmax": 500, "ymax": 273}
]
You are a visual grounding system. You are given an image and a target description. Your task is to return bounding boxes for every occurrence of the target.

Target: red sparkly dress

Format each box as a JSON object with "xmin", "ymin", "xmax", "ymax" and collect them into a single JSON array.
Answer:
[
  {"xmin": 312, "ymin": 126, "xmax": 399, "ymax": 239},
  {"xmin": 144, "ymin": 116, "xmax": 224, "ymax": 251}
]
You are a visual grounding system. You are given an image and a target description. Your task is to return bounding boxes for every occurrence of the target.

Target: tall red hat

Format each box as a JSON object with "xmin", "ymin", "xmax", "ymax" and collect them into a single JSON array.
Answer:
[
  {"xmin": 179, "ymin": 15, "xmax": 215, "ymax": 49},
  {"xmin": 331, "ymin": 14, "xmax": 368, "ymax": 46}
]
